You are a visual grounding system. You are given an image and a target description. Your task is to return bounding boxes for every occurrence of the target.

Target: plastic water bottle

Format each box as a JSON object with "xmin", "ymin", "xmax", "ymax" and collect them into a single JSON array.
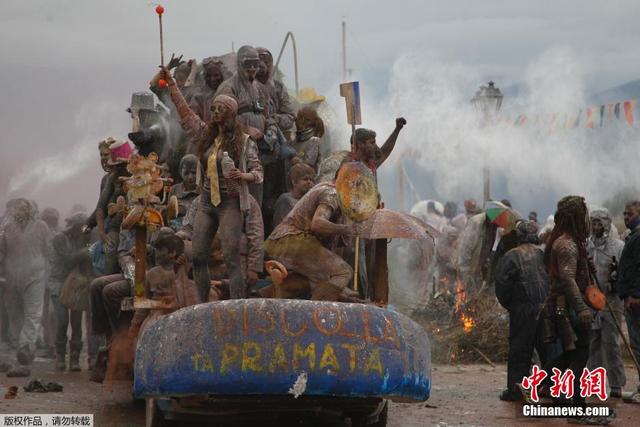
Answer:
[{"xmin": 221, "ymin": 152, "xmax": 235, "ymax": 178}]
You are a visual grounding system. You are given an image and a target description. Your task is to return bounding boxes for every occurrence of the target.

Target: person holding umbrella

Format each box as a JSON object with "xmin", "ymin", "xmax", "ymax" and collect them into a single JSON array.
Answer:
[{"xmin": 455, "ymin": 200, "xmax": 519, "ymax": 293}]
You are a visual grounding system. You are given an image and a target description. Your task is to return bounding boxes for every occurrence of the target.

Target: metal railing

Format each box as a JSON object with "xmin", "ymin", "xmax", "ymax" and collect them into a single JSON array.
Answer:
[{"xmin": 274, "ymin": 31, "xmax": 299, "ymax": 96}]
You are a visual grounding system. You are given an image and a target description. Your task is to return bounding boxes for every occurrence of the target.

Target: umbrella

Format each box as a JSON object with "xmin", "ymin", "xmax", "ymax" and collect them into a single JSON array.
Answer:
[
  {"xmin": 484, "ymin": 201, "xmax": 519, "ymax": 231},
  {"xmin": 359, "ymin": 209, "xmax": 442, "ymax": 240}
]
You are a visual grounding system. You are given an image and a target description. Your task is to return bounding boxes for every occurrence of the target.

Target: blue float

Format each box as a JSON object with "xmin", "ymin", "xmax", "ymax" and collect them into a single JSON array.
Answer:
[{"xmin": 134, "ymin": 299, "xmax": 431, "ymax": 402}]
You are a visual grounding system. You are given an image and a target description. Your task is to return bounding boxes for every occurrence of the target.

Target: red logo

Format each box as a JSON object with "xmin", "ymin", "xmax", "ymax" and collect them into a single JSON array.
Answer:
[
  {"xmin": 521, "ymin": 366, "xmax": 608, "ymax": 402},
  {"xmin": 549, "ymin": 368, "xmax": 575, "ymax": 399},
  {"xmin": 521, "ymin": 365, "xmax": 548, "ymax": 402},
  {"xmin": 580, "ymin": 367, "xmax": 608, "ymax": 401}
]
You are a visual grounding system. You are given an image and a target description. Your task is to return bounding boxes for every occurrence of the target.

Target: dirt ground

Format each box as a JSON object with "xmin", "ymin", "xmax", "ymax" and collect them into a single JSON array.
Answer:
[{"xmin": 1, "ymin": 346, "xmax": 638, "ymax": 426}]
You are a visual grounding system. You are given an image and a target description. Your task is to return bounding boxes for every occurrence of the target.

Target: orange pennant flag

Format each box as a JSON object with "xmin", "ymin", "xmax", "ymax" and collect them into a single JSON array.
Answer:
[
  {"xmin": 585, "ymin": 107, "xmax": 595, "ymax": 129},
  {"xmin": 624, "ymin": 100, "xmax": 636, "ymax": 126}
]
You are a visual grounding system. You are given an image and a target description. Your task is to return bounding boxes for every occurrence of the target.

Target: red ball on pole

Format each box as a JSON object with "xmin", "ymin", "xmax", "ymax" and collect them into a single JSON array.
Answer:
[
  {"xmin": 158, "ymin": 79, "xmax": 168, "ymax": 89},
  {"xmin": 155, "ymin": 5, "xmax": 164, "ymax": 15}
]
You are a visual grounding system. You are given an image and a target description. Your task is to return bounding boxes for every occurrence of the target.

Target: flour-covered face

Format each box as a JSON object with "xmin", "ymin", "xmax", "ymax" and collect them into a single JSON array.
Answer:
[
  {"xmin": 181, "ymin": 165, "xmax": 197, "ymax": 189},
  {"xmin": 237, "ymin": 46, "xmax": 260, "ymax": 82},
  {"xmin": 100, "ymin": 148, "xmax": 111, "ymax": 171},
  {"xmin": 357, "ymin": 137, "xmax": 382, "ymax": 161},
  {"xmin": 13, "ymin": 201, "xmax": 31, "ymax": 225},
  {"xmin": 591, "ymin": 219, "xmax": 605, "ymax": 238},
  {"xmin": 211, "ymin": 102, "xmax": 233, "ymax": 125},
  {"xmin": 241, "ymin": 58, "xmax": 259, "ymax": 81},
  {"xmin": 204, "ymin": 63, "xmax": 224, "ymax": 90}
]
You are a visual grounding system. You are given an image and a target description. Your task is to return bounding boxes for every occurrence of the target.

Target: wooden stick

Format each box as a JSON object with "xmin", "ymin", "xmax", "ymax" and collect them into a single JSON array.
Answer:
[
  {"xmin": 134, "ymin": 225, "xmax": 147, "ymax": 298},
  {"xmin": 354, "ymin": 236, "xmax": 360, "ymax": 292},
  {"xmin": 158, "ymin": 14, "xmax": 164, "ymax": 67},
  {"xmin": 607, "ymin": 305, "xmax": 640, "ymax": 374},
  {"xmin": 350, "ymin": 101, "xmax": 359, "ymax": 292},
  {"xmin": 591, "ymin": 271, "xmax": 640, "ymax": 375},
  {"xmin": 470, "ymin": 344, "xmax": 496, "ymax": 368}
]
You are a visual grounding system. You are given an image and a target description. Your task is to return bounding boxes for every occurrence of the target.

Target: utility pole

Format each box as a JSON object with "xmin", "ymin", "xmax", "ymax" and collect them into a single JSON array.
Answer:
[
  {"xmin": 342, "ymin": 19, "xmax": 347, "ymax": 81},
  {"xmin": 398, "ymin": 161, "xmax": 405, "ymax": 212},
  {"xmin": 483, "ymin": 167, "xmax": 490, "ymax": 203},
  {"xmin": 471, "ymin": 81, "xmax": 503, "ymax": 203}
]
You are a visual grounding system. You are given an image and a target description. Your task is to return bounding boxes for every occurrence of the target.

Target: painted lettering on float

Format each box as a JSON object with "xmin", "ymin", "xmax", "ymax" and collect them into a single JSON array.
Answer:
[
  {"xmin": 192, "ymin": 341, "xmax": 388, "ymax": 377},
  {"xmin": 198, "ymin": 304, "xmax": 405, "ymax": 377},
  {"xmin": 211, "ymin": 305, "xmax": 401, "ymax": 349}
]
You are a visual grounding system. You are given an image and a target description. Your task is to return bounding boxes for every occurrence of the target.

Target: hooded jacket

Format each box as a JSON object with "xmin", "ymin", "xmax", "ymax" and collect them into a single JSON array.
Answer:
[
  {"xmin": 215, "ymin": 46, "xmax": 267, "ymax": 132},
  {"xmin": 587, "ymin": 208, "xmax": 624, "ymax": 302},
  {"xmin": 495, "ymin": 221, "xmax": 549, "ymax": 314}
]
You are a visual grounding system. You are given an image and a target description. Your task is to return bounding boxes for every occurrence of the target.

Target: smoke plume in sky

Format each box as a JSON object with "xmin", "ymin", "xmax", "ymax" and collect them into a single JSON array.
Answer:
[{"xmin": 1, "ymin": 0, "xmax": 639, "ymax": 216}]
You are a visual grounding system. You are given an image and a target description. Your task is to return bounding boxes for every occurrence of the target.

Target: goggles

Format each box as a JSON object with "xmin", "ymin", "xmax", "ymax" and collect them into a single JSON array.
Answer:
[{"xmin": 241, "ymin": 58, "xmax": 260, "ymax": 69}]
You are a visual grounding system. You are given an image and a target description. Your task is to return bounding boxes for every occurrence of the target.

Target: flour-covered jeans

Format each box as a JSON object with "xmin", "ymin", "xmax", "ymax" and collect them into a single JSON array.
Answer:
[
  {"xmin": 4, "ymin": 276, "xmax": 45, "ymax": 354},
  {"xmin": 192, "ymin": 195, "xmax": 245, "ymax": 301}
]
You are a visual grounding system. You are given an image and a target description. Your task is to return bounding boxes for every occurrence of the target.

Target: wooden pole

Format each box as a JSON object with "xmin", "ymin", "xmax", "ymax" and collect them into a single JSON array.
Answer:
[
  {"xmin": 398, "ymin": 160, "xmax": 405, "ymax": 212},
  {"xmin": 134, "ymin": 225, "xmax": 147, "ymax": 298},
  {"xmin": 342, "ymin": 20, "xmax": 347, "ymax": 81},
  {"xmin": 591, "ymin": 272, "xmax": 640, "ymax": 375},
  {"xmin": 158, "ymin": 14, "xmax": 165, "ymax": 67},
  {"xmin": 351, "ymin": 102, "xmax": 359, "ymax": 292},
  {"xmin": 354, "ymin": 236, "xmax": 360, "ymax": 292}
]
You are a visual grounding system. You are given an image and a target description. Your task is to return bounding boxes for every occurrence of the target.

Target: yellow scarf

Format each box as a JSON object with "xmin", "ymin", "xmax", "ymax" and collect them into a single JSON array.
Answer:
[{"xmin": 207, "ymin": 135, "xmax": 223, "ymax": 206}]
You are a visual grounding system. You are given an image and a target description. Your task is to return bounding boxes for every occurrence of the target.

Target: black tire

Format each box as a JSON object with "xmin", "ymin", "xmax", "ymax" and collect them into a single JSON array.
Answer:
[
  {"xmin": 370, "ymin": 400, "xmax": 388, "ymax": 427},
  {"xmin": 350, "ymin": 400, "xmax": 388, "ymax": 427},
  {"xmin": 145, "ymin": 397, "xmax": 164, "ymax": 427}
]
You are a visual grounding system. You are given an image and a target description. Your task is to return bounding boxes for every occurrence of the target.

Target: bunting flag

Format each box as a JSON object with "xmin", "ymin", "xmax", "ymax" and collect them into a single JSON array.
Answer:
[
  {"xmin": 548, "ymin": 113, "xmax": 557, "ymax": 135},
  {"xmin": 624, "ymin": 100, "xmax": 635, "ymax": 126},
  {"xmin": 513, "ymin": 115, "xmax": 521, "ymax": 126},
  {"xmin": 573, "ymin": 109, "xmax": 582, "ymax": 128},
  {"xmin": 518, "ymin": 115, "xmax": 528, "ymax": 126},
  {"xmin": 585, "ymin": 107, "xmax": 595, "ymax": 129},
  {"xmin": 496, "ymin": 98, "xmax": 637, "ymax": 131}
]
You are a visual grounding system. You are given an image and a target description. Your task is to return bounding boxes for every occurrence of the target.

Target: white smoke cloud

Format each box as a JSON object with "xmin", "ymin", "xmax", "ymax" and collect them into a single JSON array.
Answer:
[
  {"xmin": 7, "ymin": 100, "xmax": 126, "ymax": 196},
  {"xmin": 327, "ymin": 46, "xmax": 640, "ymax": 217}
]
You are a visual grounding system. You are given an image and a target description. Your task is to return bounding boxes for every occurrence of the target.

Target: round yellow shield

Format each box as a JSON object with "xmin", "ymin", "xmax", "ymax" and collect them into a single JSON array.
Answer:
[{"xmin": 335, "ymin": 161, "xmax": 378, "ymax": 222}]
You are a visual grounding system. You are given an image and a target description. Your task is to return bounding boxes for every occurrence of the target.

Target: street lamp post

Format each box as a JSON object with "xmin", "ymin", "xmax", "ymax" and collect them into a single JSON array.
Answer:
[{"xmin": 471, "ymin": 81, "xmax": 503, "ymax": 202}]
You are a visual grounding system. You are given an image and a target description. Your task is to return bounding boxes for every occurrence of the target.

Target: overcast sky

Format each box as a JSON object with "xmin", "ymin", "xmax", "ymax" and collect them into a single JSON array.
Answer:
[{"xmin": 1, "ymin": 0, "xmax": 639, "ymax": 215}]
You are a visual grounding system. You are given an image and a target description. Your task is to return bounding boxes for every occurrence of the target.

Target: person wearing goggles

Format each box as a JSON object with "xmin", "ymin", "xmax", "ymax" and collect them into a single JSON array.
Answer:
[{"xmin": 215, "ymin": 45, "xmax": 266, "ymax": 144}]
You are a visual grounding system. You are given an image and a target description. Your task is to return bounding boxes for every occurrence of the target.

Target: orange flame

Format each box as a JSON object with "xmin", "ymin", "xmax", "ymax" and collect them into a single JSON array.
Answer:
[
  {"xmin": 461, "ymin": 313, "xmax": 476, "ymax": 333},
  {"xmin": 454, "ymin": 279, "xmax": 476, "ymax": 333}
]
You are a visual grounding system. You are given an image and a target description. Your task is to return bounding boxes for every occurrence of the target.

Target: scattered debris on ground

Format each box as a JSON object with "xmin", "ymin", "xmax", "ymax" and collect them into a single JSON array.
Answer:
[
  {"xmin": 4, "ymin": 386, "xmax": 18, "ymax": 399},
  {"xmin": 24, "ymin": 379, "xmax": 64, "ymax": 393},
  {"xmin": 6, "ymin": 366, "xmax": 31, "ymax": 377}
]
